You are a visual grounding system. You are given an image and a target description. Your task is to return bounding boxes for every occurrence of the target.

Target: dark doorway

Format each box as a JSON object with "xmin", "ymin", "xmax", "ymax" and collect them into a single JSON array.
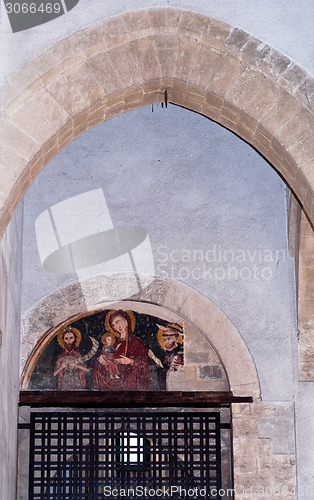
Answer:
[{"xmin": 29, "ymin": 412, "xmax": 223, "ymax": 499}]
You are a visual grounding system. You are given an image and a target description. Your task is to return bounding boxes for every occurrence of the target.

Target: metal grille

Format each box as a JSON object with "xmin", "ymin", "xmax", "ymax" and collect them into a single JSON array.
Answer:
[{"xmin": 29, "ymin": 412, "xmax": 222, "ymax": 500}]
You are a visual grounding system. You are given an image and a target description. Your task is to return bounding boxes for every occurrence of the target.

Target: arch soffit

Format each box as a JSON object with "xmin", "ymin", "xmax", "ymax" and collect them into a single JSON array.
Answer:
[
  {"xmin": 0, "ymin": 7, "xmax": 313, "ymax": 238},
  {"xmin": 21, "ymin": 276, "xmax": 260, "ymax": 398}
]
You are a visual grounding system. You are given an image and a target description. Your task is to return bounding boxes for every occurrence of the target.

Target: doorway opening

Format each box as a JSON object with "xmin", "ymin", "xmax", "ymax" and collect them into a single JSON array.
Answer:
[{"xmin": 28, "ymin": 410, "xmax": 230, "ymax": 500}]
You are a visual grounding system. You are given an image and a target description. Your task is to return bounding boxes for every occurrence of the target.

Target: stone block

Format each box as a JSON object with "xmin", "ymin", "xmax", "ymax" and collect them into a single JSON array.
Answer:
[
  {"xmin": 51, "ymin": 32, "xmax": 89, "ymax": 62},
  {"xmin": 174, "ymin": 39, "xmax": 201, "ymax": 81},
  {"xmin": 258, "ymin": 404, "xmax": 295, "ymax": 454},
  {"xmin": 261, "ymin": 93, "xmax": 302, "ymax": 134},
  {"xmin": 197, "ymin": 365, "xmax": 222, "ymax": 379},
  {"xmin": 300, "ymin": 77, "xmax": 314, "ymax": 107},
  {"xmin": 0, "ymin": 121, "xmax": 39, "ymax": 161},
  {"xmin": 277, "ymin": 109, "xmax": 314, "ymax": 150},
  {"xmin": 147, "ymin": 8, "xmax": 167, "ymax": 28},
  {"xmin": 73, "ymin": 111, "xmax": 89, "ymax": 138},
  {"xmin": 223, "ymin": 356, "xmax": 258, "ymax": 388},
  {"xmin": 244, "ymin": 78, "xmax": 283, "ymax": 121},
  {"xmin": 300, "ymin": 161, "xmax": 314, "ymax": 193},
  {"xmin": 178, "ymin": 11, "xmax": 207, "ymax": 35},
  {"xmin": 289, "ymin": 135, "xmax": 314, "ymax": 167},
  {"xmin": 0, "ymin": 143, "xmax": 28, "ymax": 184},
  {"xmin": 283, "ymin": 63, "xmax": 308, "ymax": 88},
  {"xmin": 263, "ymin": 48, "xmax": 292, "ymax": 77},
  {"xmin": 86, "ymin": 52, "xmax": 123, "ymax": 95},
  {"xmin": 178, "ymin": 290, "xmax": 210, "ymax": 326},
  {"xmin": 186, "ymin": 351, "xmax": 210, "ymax": 365},
  {"xmin": 65, "ymin": 63, "xmax": 105, "ymax": 105},
  {"xmin": 226, "ymin": 28, "xmax": 250, "ymax": 56},
  {"xmin": 254, "ymin": 125, "xmax": 272, "ymax": 151},
  {"xmin": 153, "ymin": 35, "xmax": 179, "ymax": 78},
  {"xmin": 161, "ymin": 278, "xmax": 191, "ymax": 311},
  {"xmin": 124, "ymin": 10, "xmax": 152, "ymax": 33},
  {"xmin": 10, "ymin": 104, "xmax": 55, "ymax": 145},
  {"xmin": 129, "ymin": 37, "xmax": 162, "ymax": 82},
  {"xmin": 221, "ymin": 104, "xmax": 240, "ymax": 125},
  {"xmin": 100, "ymin": 14, "xmax": 128, "ymax": 44},
  {"xmin": 298, "ymin": 330, "xmax": 314, "ymax": 380},
  {"xmin": 204, "ymin": 91, "xmax": 223, "ymax": 110},
  {"xmin": 209, "ymin": 56, "xmax": 245, "ymax": 97},
  {"xmin": 9, "ymin": 63, "xmax": 41, "ymax": 95},
  {"xmin": 226, "ymin": 67, "xmax": 265, "ymax": 109},
  {"xmin": 46, "ymin": 75, "xmax": 87, "ymax": 117},
  {"xmin": 240, "ymin": 36, "xmax": 271, "ymax": 68},
  {"xmin": 84, "ymin": 41, "xmax": 107, "ymax": 60},
  {"xmin": 238, "ymin": 111, "xmax": 258, "ymax": 133},
  {"xmin": 32, "ymin": 49, "xmax": 60, "ymax": 78},
  {"xmin": 0, "ymin": 80, "xmax": 19, "ymax": 111},
  {"xmin": 164, "ymin": 7, "xmax": 181, "ymax": 28},
  {"xmin": 294, "ymin": 168, "xmax": 311, "ymax": 200},
  {"xmin": 184, "ymin": 365, "xmax": 196, "ymax": 380},
  {"xmin": 188, "ymin": 46, "xmax": 222, "ymax": 89},
  {"xmin": 27, "ymin": 89, "xmax": 70, "ymax": 129},
  {"xmin": 108, "ymin": 44, "xmax": 143, "ymax": 88},
  {"xmin": 39, "ymin": 62, "xmax": 64, "ymax": 87},
  {"xmin": 201, "ymin": 17, "xmax": 232, "ymax": 50}
]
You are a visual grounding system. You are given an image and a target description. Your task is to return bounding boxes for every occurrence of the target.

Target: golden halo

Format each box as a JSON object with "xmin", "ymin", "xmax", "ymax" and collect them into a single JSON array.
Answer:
[
  {"xmin": 57, "ymin": 327, "xmax": 81, "ymax": 348},
  {"xmin": 101, "ymin": 332, "xmax": 117, "ymax": 345},
  {"xmin": 105, "ymin": 310, "xmax": 136, "ymax": 335},
  {"xmin": 157, "ymin": 327, "xmax": 184, "ymax": 351}
]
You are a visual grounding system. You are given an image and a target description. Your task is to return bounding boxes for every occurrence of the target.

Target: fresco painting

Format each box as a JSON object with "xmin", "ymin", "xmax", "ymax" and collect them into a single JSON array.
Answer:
[{"xmin": 28, "ymin": 309, "xmax": 184, "ymax": 391}]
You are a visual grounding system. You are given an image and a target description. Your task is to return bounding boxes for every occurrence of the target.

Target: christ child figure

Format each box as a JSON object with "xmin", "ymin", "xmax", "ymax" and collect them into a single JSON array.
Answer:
[{"xmin": 98, "ymin": 333, "xmax": 120, "ymax": 379}]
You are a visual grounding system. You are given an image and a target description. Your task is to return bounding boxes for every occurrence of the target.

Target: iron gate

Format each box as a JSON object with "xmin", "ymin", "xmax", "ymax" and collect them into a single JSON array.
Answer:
[{"xmin": 29, "ymin": 412, "xmax": 222, "ymax": 500}]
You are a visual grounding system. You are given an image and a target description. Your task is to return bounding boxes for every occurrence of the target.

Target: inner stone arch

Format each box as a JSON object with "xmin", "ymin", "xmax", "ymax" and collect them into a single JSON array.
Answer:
[{"xmin": 20, "ymin": 275, "xmax": 260, "ymax": 398}]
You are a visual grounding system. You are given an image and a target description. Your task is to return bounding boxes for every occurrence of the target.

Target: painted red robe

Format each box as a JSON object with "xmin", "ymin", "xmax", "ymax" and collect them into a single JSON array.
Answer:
[{"xmin": 93, "ymin": 333, "xmax": 151, "ymax": 390}]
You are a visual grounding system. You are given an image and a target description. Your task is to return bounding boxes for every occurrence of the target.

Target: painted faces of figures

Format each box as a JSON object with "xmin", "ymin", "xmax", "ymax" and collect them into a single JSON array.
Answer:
[
  {"xmin": 163, "ymin": 329, "xmax": 179, "ymax": 351},
  {"xmin": 111, "ymin": 315, "xmax": 128, "ymax": 339},
  {"xmin": 63, "ymin": 331, "xmax": 75, "ymax": 346}
]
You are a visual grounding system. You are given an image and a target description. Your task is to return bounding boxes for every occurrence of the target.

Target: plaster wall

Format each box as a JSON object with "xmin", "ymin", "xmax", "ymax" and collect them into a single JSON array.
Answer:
[
  {"xmin": 21, "ymin": 104, "xmax": 298, "ymax": 402},
  {"xmin": 0, "ymin": 204, "xmax": 23, "ymax": 500},
  {"xmin": 1, "ymin": 0, "xmax": 314, "ymax": 82}
]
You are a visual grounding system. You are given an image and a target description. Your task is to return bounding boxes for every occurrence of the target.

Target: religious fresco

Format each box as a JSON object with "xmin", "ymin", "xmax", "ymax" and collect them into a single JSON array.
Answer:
[{"xmin": 26, "ymin": 309, "xmax": 184, "ymax": 391}]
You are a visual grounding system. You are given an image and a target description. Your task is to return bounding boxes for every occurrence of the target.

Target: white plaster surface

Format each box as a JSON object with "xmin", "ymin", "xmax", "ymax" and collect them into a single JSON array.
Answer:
[
  {"xmin": 0, "ymin": 1, "xmax": 313, "ymax": 82},
  {"xmin": 0, "ymin": 205, "xmax": 23, "ymax": 500}
]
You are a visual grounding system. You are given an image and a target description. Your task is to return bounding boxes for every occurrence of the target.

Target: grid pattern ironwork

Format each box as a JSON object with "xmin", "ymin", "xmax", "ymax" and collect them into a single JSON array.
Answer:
[{"xmin": 29, "ymin": 412, "xmax": 222, "ymax": 500}]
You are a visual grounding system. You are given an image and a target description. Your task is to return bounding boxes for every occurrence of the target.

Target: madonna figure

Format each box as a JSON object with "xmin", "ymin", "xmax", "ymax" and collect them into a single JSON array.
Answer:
[{"xmin": 93, "ymin": 310, "xmax": 151, "ymax": 391}]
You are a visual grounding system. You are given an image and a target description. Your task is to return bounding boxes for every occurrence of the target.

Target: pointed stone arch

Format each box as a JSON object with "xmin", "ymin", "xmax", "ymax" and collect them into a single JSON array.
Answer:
[{"xmin": 0, "ymin": 7, "xmax": 313, "ymax": 238}]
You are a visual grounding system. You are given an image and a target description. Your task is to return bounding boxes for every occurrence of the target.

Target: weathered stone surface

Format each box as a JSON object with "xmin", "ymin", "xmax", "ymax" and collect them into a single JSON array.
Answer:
[
  {"xmin": 10, "ymin": 105, "xmax": 55, "ymax": 145},
  {"xmin": 209, "ymin": 56, "xmax": 245, "ymax": 97},
  {"xmin": 175, "ymin": 38, "xmax": 201, "ymax": 81},
  {"xmin": 65, "ymin": 63, "xmax": 105, "ymax": 105},
  {"xmin": 261, "ymin": 92, "xmax": 302, "ymax": 134},
  {"xmin": 86, "ymin": 52, "xmax": 123, "ymax": 94},
  {"xmin": 258, "ymin": 404, "xmax": 295, "ymax": 454},
  {"xmin": 46, "ymin": 75, "xmax": 87, "ymax": 117},
  {"xmin": 27, "ymin": 89, "xmax": 70, "ymax": 129},
  {"xmin": 226, "ymin": 67, "xmax": 265, "ymax": 109},
  {"xmin": 0, "ymin": 121, "xmax": 39, "ymax": 160},
  {"xmin": 197, "ymin": 365, "xmax": 223, "ymax": 379}
]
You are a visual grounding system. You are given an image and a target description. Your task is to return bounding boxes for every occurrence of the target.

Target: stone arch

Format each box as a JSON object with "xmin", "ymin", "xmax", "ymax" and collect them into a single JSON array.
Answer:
[
  {"xmin": 0, "ymin": 7, "xmax": 313, "ymax": 238},
  {"xmin": 20, "ymin": 275, "xmax": 260, "ymax": 398}
]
